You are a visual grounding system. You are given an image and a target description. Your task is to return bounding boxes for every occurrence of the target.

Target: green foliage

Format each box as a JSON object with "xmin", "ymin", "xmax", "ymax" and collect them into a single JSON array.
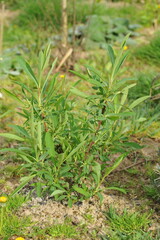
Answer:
[
  {"xmin": 75, "ymin": 15, "xmax": 140, "ymax": 49},
  {"xmin": 101, "ymin": 231, "xmax": 160, "ymax": 240},
  {"xmin": 127, "ymin": 71, "xmax": 160, "ymax": 134},
  {"xmin": 103, "ymin": 207, "xmax": 152, "ymax": 240},
  {"xmin": 128, "ymin": 73, "xmax": 154, "ymax": 100},
  {"xmin": 139, "ymin": 0, "xmax": 160, "ymax": 26},
  {"xmin": 105, "ymin": 207, "xmax": 150, "ymax": 234},
  {"xmin": 47, "ymin": 223, "xmax": 78, "ymax": 238},
  {"xmin": 0, "ymin": 39, "xmax": 149, "ymax": 205},
  {"xmin": 30, "ymin": 220, "xmax": 84, "ymax": 239},
  {"xmin": 144, "ymin": 164, "xmax": 160, "ymax": 201},
  {"xmin": 0, "ymin": 195, "xmax": 30, "ymax": 239},
  {"xmin": 134, "ymin": 32, "xmax": 160, "ymax": 65},
  {"xmin": 6, "ymin": 195, "xmax": 27, "ymax": 212},
  {"xmin": 0, "ymin": 214, "xmax": 30, "ymax": 239},
  {"xmin": 12, "ymin": 0, "xmax": 62, "ymax": 31}
]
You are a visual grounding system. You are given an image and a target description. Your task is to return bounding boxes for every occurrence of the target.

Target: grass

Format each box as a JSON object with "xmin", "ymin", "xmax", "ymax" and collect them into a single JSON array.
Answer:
[
  {"xmin": 30, "ymin": 222, "xmax": 81, "ymax": 239},
  {"xmin": 103, "ymin": 207, "xmax": 153, "ymax": 240},
  {"xmin": 1, "ymin": 214, "xmax": 31, "ymax": 239},
  {"xmin": 134, "ymin": 32, "xmax": 160, "ymax": 65},
  {"xmin": 101, "ymin": 230, "xmax": 160, "ymax": 240},
  {"xmin": 48, "ymin": 223, "xmax": 79, "ymax": 238},
  {"xmin": 0, "ymin": 195, "xmax": 30, "ymax": 239},
  {"xmin": 105, "ymin": 207, "xmax": 151, "ymax": 235}
]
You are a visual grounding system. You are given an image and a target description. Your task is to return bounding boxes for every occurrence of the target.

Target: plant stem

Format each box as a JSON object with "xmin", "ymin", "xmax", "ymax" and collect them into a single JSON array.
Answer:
[
  {"xmin": 0, "ymin": 207, "xmax": 4, "ymax": 235},
  {"xmin": 38, "ymin": 87, "xmax": 42, "ymax": 153}
]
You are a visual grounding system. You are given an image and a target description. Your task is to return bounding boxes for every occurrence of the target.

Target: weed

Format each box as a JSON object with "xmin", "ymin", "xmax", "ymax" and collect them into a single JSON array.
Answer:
[
  {"xmin": 0, "ymin": 164, "xmax": 20, "ymax": 178},
  {"xmin": 0, "ymin": 38, "xmax": 149, "ymax": 205},
  {"xmin": 144, "ymin": 185, "xmax": 160, "ymax": 201},
  {"xmin": 48, "ymin": 223, "xmax": 78, "ymax": 238},
  {"xmin": 101, "ymin": 230, "xmax": 160, "ymax": 240},
  {"xmin": 6, "ymin": 194, "xmax": 27, "ymax": 212},
  {"xmin": 103, "ymin": 207, "xmax": 153, "ymax": 239},
  {"xmin": 1, "ymin": 213, "xmax": 30, "ymax": 238},
  {"xmin": 30, "ymin": 220, "xmax": 83, "ymax": 240},
  {"xmin": 83, "ymin": 213, "xmax": 94, "ymax": 223},
  {"xmin": 0, "ymin": 194, "xmax": 30, "ymax": 239},
  {"xmin": 144, "ymin": 164, "xmax": 160, "ymax": 201},
  {"xmin": 105, "ymin": 207, "xmax": 150, "ymax": 235}
]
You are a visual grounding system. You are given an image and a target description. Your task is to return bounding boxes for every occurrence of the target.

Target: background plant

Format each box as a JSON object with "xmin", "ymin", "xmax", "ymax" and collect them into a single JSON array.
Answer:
[{"xmin": 134, "ymin": 32, "xmax": 160, "ymax": 65}]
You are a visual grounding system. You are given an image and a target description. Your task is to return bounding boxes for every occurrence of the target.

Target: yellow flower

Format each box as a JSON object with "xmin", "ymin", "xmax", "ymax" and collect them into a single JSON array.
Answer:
[
  {"xmin": 0, "ymin": 196, "xmax": 8, "ymax": 203},
  {"xmin": 157, "ymin": 4, "xmax": 160, "ymax": 8},
  {"xmin": 60, "ymin": 74, "xmax": 65, "ymax": 78},
  {"xmin": 15, "ymin": 237, "xmax": 25, "ymax": 240},
  {"xmin": 123, "ymin": 45, "xmax": 128, "ymax": 51}
]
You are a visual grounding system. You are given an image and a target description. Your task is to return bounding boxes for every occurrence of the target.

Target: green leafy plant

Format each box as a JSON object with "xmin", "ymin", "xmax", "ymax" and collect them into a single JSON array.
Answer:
[
  {"xmin": 6, "ymin": 195, "xmax": 27, "ymax": 212},
  {"xmin": 101, "ymin": 230, "xmax": 160, "ymax": 240},
  {"xmin": 0, "ymin": 37, "xmax": 149, "ymax": 205},
  {"xmin": 71, "ymin": 34, "xmax": 149, "ymax": 164},
  {"xmin": 144, "ymin": 164, "xmax": 160, "ymax": 201},
  {"xmin": 47, "ymin": 223, "xmax": 78, "ymax": 238},
  {"xmin": 0, "ymin": 195, "xmax": 30, "ymax": 239},
  {"xmin": 103, "ymin": 207, "xmax": 151, "ymax": 239},
  {"xmin": 0, "ymin": 213, "xmax": 30, "ymax": 239}
]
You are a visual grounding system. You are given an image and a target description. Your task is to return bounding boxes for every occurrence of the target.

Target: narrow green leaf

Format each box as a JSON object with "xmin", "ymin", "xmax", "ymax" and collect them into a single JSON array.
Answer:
[
  {"xmin": 121, "ymin": 33, "xmax": 131, "ymax": 48},
  {"xmin": 3, "ymin": 89, "xmax": 24, "ymax": 104},
  {"xmin": 129, "ymin": 96, "xmax": 150, "ymax": 109},
  {"xmin": 121, "ymin": 83, "xmax": 136, "ymax": 92},
  {"xmin": 107, "ymin": 44, "xmax": 115, "ymax": 66},
  {"xmin": 60, "ymin": 166, "xmax": 71, "ymax": 177},
  {"xmin": 18, "ymin": 57, "xmax": 38, "ymax": 87},
  {"xmin": 0, "ymin": 133, "xmax": 25, "ymax": 141},
  {"xmin": 68, "ymin": 198, "xmax": 73, "ymax": 207},
  {"xmin": 64, "ymin": 138, "xmax": 87, "ymax": 162},
  {"xmin": 106, "ymin": 187, "xmax": 127, "ymax": 194},
  {"xmin": 0, "ymin": 148, "xmax": 35, "ymax": 162},
  {"xmin": 9, "ymin": 125, "xmax": 30, "ymax": 138},
  {"xmin": 70, "ymin": 87, "xmax": 89, "ymax": 99},
  {"xmin": 41, "ymin": 58, "xmax": 57, "ymax": 94},
  {"xmin": 92, "ymin": 162, "xmax": 101, "ymax": 184},
  {"xmin": 114, "ymin": 77, "xmax": 136, "ymax": 91},
  {"xmin": 97, "ymin": 192, "xmax": 104, "ymax": 204},
  {"xmin": 123, "ymin": 142, "xmax": 143, "ymax": 149},
  {"xmin": 0, "ymin": 148, "xmax": 26, "ymax": 154},
  {"xmin": 36, "ymin": 182, "xmax": 43, "ymax": 197},
  {"xmin": 45, "ymin": 132, "xmax": 55, "ymax": 157},
  {"xmin": 72, "ymin": 185, "xmax": 90, "ymax": 198},
  {"xmin": 11, "ymin": 175, "xmax": 35, "ymax": 197},
  {"xmin": 15, "ymin": 81, "xmax": 32, "ymax": 94},
  {"xmin": 70, "ymin": 70, "xmax": 89, "ymax": 81},
  {"xmin": 50, "ymin": 190, "xmax": 66, "ymax": 197},
  {"xmin": 0, "ymin": 110, "xmax": 12, "ymax": 119},
  {"xmin": 114, "ymin": 51, "xmax": 128, "ymax": 76},
  {"xmin": 87, "ymin": 78, "xmax": 104, "ymax": 88},
  {"xmin": 104, "ymin": 153, "xmax": 127, "ymax": 178}
]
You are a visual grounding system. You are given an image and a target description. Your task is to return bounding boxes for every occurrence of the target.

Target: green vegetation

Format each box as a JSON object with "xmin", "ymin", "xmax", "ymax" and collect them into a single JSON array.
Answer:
[
  {"xmin": 0, "ymin": 0, "xmax": 160, "ymax": 239},
  {"xmin": 0, "ymin": 195, "xmax": 30, "ymax": 239},
  {"xmin": 134, "ymin": 32, "xmax": 160, "ymax": 65},
  {"xmin": 103, "ymin": 207, "xmax": 153, "ymax": 240},
  {"xmin": 0, "ymin": 38, "xmax": 150, "ymax": 205},
  {"xmin": 105, "ymin": 207, "xmax": 150, "ymax": 234}
]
